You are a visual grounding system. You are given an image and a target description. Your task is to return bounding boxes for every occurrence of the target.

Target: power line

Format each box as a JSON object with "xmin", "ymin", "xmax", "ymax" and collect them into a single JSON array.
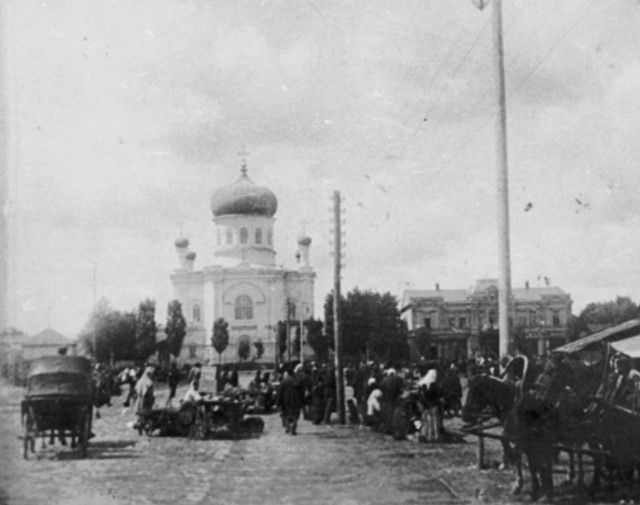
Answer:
[{"xmin": 419, "ymin": 0, "xmax": 600, "ymax": 173}]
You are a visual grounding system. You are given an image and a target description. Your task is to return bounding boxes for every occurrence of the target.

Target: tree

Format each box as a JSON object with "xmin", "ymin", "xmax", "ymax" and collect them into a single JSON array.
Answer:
[
  {"xmin": 291, "ymin": 322, "xmax": 301, "ymax": 357},
  {"xmin": 578, "ymin": 296, "xmax": 639, "ymax": 329},
  {"xmin": 237, "ymin": 339, "xmax": 251, "ymax": 361},
  {"xmin": 135, "ymin": 299, "xmax": 157, "ymax": 360},
  {"xmin": 305, "ymin": 318, "xmax": 329, "ymax": 361},
  {"xmin": 253, "ymin": 340, "xmax": 264, "ymax": 361},
  {"xmin": 276, "ymin": 321, "xmax": 288, "ymax": 360},
  {"xmin": 212, "ymin": 318, "xmax": 229, "ymax": 364},
  {"xmin": 78, "ymin": 300, "xmax": 136, "ymax": 363},
  {"xmin": 165, "ymin": 300, "xmax": 187, "ymax": 358},
  {"xmin": 325, "ymin": 288, "xmax": 409, "ymax": 364}
]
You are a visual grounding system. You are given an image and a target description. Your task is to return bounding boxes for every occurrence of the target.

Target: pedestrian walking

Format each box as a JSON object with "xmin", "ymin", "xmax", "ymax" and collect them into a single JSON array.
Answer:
[{"xmin": 278, "ymin": 365, "xmax": 305, "ymax": 435}]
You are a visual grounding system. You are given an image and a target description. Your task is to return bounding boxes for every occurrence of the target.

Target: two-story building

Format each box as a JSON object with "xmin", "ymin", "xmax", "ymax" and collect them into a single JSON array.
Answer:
[{"xmin": 401, "ymin": 279, "xmax": 572, "ymax": 360}]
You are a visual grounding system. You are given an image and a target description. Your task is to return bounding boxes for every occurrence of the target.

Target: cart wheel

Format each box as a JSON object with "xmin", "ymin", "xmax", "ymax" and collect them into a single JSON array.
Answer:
[
  {"xmin": 143, "ymin": 419, "xmax": 156, "ymax": 437},
  {"xmin": 159, "ymin": 414, "xmax": 171, "ymax": 436},
  {"xmin": 190, "ymin": 420, "xmax": 206, "ymax": 440}
]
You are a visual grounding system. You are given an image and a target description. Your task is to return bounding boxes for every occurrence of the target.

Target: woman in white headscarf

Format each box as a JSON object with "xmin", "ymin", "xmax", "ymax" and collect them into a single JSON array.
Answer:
[{"xmin": 134, "ymin": 366, "xmax": 155, "ymax": 415}]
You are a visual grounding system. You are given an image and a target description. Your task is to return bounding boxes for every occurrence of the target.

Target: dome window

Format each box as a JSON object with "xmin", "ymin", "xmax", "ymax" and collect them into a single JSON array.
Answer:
[
  {"xmin": 255, "ymin": 228, "xmax": 262, "ymax": 244},
  {"xmin": 235, "ymin": 295, "xmax": 253, "ymax": 320},
  {"xmin": 192, "ymin": 304, "xmax": 201, "ymax": 323},
  {"xmin": 226, "ymin": 228, "xmax": 233, "ymax": 245},
  {"xmin": 267, "ymin": 229, "xmax": 272, "ymax": 246},
  {"xmin": 240, "ymin": 227, "xmax": 248, "ymax": 244}
]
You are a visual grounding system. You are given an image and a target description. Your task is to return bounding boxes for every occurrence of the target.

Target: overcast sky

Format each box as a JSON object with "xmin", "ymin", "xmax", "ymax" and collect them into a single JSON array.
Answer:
[{"xmin": 6, "ymin": 0, "xmax": 640, "ymax": 337}]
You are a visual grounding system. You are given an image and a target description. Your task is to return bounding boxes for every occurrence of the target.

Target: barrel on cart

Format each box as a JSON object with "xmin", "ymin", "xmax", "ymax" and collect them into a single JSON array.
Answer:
[{"xmin": 20, "ymin": 356, "xmax": 94, "ymax": 459}]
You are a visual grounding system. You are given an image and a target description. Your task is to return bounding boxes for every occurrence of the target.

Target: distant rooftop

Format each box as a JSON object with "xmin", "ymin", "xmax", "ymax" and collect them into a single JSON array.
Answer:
[
  {"xmin": 23, "ymin": 327, "xmax": 73, "ymax": 347},
  {"xmin": 404, "ymin": 278, "xmax": 570, "ymax": 304}
]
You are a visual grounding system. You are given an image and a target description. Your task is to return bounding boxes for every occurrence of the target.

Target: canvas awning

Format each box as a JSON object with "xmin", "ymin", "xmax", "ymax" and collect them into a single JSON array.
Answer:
[
  {"xmin": 610, "ymin": 334, "xmax": 640, "ymax": 358},
  {"xmin": 554, "ymin": 319, "xmax": 640, "ymax": 354}
]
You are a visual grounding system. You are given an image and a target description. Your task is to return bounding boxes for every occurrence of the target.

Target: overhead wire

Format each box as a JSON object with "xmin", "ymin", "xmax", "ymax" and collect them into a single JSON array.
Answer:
[{"xmin": 417, "ymin": 0, "xmax": 600, "ymax": 175}]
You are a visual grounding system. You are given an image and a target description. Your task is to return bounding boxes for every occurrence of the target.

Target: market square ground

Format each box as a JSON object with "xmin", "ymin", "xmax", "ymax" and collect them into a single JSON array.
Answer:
[{"xmin": 0, "ymin": 384, "xmax": 627, "ymax": 505}]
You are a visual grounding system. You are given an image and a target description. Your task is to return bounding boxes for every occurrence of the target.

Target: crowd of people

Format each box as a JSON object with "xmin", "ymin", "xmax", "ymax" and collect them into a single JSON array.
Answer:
[{"xmin": 271, "ymin": 359, "xmax": 465, "ymax": 442}]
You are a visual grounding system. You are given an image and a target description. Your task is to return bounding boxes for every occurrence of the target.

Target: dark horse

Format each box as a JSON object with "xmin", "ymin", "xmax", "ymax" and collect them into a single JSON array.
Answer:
[
  {"xmin": 463, "ymin": 374, "xmax": 560, "ymax": 501},
  {"xmin": 535, "ymin": 352, "xmax": 605, "ymax": 490}
]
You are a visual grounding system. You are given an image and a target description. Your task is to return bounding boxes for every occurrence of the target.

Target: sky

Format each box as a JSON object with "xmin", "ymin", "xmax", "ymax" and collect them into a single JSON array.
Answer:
[{"xmin": 5, "ymin": 0, "xmax": 640, "ymax": 337}]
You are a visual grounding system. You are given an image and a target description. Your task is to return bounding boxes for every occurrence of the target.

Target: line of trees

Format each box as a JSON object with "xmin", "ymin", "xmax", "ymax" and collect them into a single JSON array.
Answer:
[
  {"xmin": 78, "ymin": 288, "xmax": 406, "ymax": 365},
  {"xmin": 79, "ymin": 298, "xmax": 186, "ymax": 364}
]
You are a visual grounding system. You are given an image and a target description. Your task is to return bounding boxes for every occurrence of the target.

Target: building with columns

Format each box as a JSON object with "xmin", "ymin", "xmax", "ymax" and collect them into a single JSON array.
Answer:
[
  {"xmin": 170, "ymin": 164, "xmax": 315, "ymax": 364},
  {"xmin": 401, "ymin": 279, "xmax": 572, "ymax": 361}
]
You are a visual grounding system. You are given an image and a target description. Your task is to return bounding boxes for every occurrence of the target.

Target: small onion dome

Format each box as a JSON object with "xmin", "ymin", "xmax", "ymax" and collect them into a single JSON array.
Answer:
[
  {"xmin": 210, "ymin": 167, "xmax": 278, "ymax": 218},
  {"xmin": 175, "ymin": 237, "xmax": 189, "ymax": 248},
  {"xmin": 185, "ymin": 251, "xmax": 196, "ymax": 261},
  {"xmin": 297, "ymin": 234, "xmax": 311, "ymax": 247}
]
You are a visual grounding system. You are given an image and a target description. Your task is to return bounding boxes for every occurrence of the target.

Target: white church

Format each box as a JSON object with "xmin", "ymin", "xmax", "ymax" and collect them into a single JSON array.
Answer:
[{"xmin": 170, "ymin": 163, "xmax": 315, "ymax": 364}]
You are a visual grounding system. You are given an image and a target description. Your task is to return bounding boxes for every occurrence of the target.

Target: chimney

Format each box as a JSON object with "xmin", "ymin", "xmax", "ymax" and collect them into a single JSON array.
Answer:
[
  {"xmin": 525, "ymin": 280, "xmax": 530, "ymax": 290},
  {"xmin": 435, "ymin": 282, "xmax": 440, "ymax": 291}
]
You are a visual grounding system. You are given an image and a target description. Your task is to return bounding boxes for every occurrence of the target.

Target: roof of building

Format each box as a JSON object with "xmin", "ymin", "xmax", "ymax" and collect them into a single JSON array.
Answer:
[
  {"xmin": 23, "ymin": 327, "xmax": 73, "ymax": 347},
  {"xmin": 210, "ymin": 167, "xmax": 278, "ymax": 218},
  {"xmin": 404, "ymin": 279, "xmax": 569, "ymax": 304},
  {"xmin": 554, "ymin": 319, "xmax": 640, "ymax": 354}
]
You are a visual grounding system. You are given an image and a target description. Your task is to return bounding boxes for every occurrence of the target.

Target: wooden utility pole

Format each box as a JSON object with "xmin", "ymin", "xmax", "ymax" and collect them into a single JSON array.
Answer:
[
  {"xmin": 332, "ymin": 191, "xmax": 345, "ymax": 424},
  {"xmin": 476, "ymin": 0, "xmax": 512, "ymax": 356},
  {"xmin": 299, "ymin": 302, "xmax": 305, "ymax": 364}
]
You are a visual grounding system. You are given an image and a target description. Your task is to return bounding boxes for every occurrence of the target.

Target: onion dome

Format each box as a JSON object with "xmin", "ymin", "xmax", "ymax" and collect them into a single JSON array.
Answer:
[
  {"xmin": 297, "ymin": 233, "xmax": 311, "ymax": 247},
  {"xmin": 185, "ymin": 251, "xmax": 196, "ymax": 261},
  {"xmin": 210, "ymin": 166, "xmax": 278, "ymax": 218},
  {"xmin": 175, "ymin": 237, "xmax": 189, "ymax": 248}
]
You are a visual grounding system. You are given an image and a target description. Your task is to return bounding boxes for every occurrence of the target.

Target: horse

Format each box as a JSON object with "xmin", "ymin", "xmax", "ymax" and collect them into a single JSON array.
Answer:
[
  {"xmin": 535, "ymin": 353, "xmax": 605, "ymax": 490},
  {"xmin": 463, "ymin": 373, "xmax": 560, "ymax": 501}
]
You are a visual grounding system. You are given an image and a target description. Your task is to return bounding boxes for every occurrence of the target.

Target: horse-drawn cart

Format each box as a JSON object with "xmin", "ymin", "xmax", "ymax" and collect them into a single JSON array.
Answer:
[{"xmin": 21, "ymin": 356, "xmax": 94, "ymax": 459}]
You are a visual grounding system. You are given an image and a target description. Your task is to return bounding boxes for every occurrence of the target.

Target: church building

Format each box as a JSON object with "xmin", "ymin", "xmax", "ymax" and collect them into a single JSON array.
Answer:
[{"xmin": 170, "ymin": 163, "xmax": 315, "ymax": 364}]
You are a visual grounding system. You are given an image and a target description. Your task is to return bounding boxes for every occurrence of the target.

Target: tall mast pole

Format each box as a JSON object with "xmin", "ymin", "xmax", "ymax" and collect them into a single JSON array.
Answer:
[
  {"xmin": 332, "ymin": 191, "xmax": 345, "ymax": 424},
  {"xmin": 0, "ymin": 3, "xmax": 9, "ymax": 331},
  {"xmin": 479, "ymin": 0, "xmax": 512, "ymax": 357}
]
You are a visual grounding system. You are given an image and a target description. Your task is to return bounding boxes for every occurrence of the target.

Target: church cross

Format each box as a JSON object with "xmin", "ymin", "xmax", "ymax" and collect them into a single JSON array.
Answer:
[{"xmin": 238, "ymin": 144, "xmax": 250, "ymax": 175}]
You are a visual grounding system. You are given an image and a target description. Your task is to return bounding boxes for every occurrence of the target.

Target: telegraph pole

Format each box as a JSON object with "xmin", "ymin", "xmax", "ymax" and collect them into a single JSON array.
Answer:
[
  {"xmin": 332, "ymin": 191, "xmax": 345, "ymax": 424},
  {"xmin": 299, "ymin": 302, "xmax": 305, "ymax": 364},
  {"xmin": 475, "ymin": 0, "xmax": 513, "ymax": 356}
]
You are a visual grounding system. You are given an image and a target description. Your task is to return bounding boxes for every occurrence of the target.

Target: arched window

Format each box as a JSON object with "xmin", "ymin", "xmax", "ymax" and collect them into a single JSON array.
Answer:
[
  {"xmin": 216, "ymin": 228, "xmax": 221, "ymax": 246},
  {"xmin": 240, "ymin": 227, "xmax": 248, "ymax": 244},
  {"xmin": 192, "ymin": 304, "xmax": 201, "ymax": 323},
  {"xmin": 235, "ymin": 295, "xmax": 253, "ymax": 320},
  {"xmin": 226, "ymin": 228, "xmax": 233, "ymax": 244},
  {"xmin": 267, "ymin": 229, "xmax": 272, "ymax": 246},
  {"xmin": 255, "ymin": 228, "xmax": 262, "ymax": 244}
]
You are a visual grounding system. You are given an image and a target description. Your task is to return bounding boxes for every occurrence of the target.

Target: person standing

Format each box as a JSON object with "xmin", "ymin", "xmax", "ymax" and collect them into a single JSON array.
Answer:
[
  {"xmin": 166, "ymin": 362, "xmax": 180, "ymax": 407},
  {"xmin": 278, "ymin": 365, "xmax": 305, "ymax": 435},
  {"xmin": 380, "ymin": 368, "xmax": 404, "ymax": 434},
  {"xmin": 188, "ymin": 362, "xmax": 202, "ymax": 391}
]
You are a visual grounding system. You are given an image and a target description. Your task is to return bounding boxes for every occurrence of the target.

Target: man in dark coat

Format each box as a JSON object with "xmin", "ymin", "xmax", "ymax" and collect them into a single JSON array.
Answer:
[{"xmin": 278, "ymin": 365, "xmax": 306, "ymax": 435}]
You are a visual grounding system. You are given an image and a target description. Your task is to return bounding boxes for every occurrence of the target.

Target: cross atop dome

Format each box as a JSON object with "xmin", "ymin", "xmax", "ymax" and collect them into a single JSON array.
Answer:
[{"xmin": 238, "ymin": 145, "xmax": 250, "ymax": 176}]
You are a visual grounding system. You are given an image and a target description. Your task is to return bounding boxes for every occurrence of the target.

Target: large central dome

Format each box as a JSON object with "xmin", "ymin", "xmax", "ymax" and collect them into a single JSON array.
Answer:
[{"xmin": 210, "ymin": 166, "xmax": 278, "ymax": 218}]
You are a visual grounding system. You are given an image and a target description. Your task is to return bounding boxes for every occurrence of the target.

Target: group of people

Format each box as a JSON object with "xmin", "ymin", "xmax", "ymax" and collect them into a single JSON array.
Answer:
[{"xmin": 272, "ymin": 359, "xmax": 464, "ymax": 442}]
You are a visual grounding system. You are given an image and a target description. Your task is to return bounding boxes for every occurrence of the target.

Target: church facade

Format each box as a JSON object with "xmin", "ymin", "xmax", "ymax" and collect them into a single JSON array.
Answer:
[{"xmin": 170, "ymin": 165, "xmax": 315, "ymax": 365}]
